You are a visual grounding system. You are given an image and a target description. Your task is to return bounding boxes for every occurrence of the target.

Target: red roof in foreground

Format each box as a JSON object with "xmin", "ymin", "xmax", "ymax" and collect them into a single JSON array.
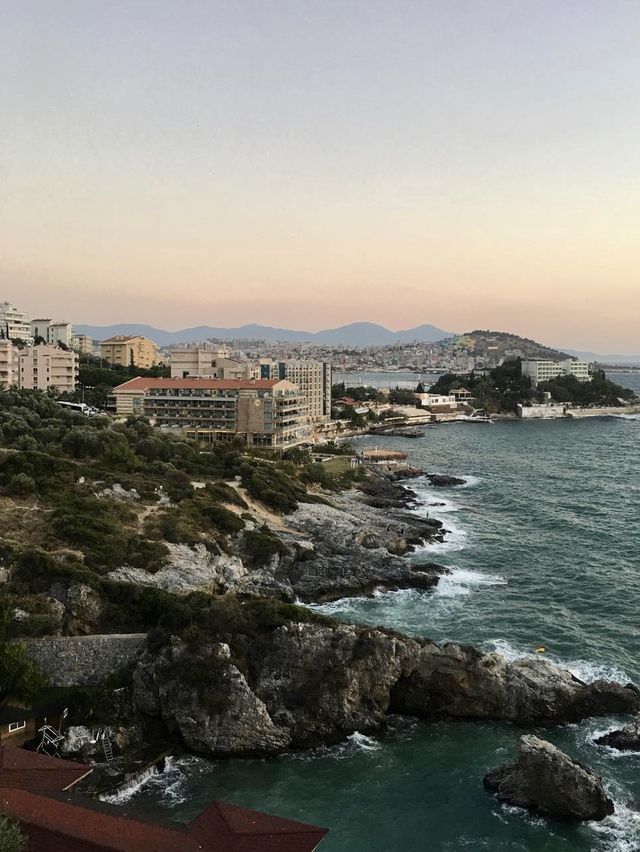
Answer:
[
  {"xmin": 114, "ymin": 377, "xmax": 281, "ymax": 392},
  {"xmin": 0, "ymin": 747, "xmax": 92, "ymax": 792},
  {"xmin": 0, "ymin": 748, "xmax": 328, "ymax": 852},
  {"xmin": 0, "ymin": 788, "xmax": 328, "ymax": 852}
]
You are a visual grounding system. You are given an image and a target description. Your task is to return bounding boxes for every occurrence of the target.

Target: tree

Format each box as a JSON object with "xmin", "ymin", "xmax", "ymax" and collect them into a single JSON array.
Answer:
[
  {"xmin": 0, "ymin": 816, "xmax": 26, "ymax": 852},
  {"xmin": 0, "ymin": 603, "xmax": 45, "ymax": 705}
]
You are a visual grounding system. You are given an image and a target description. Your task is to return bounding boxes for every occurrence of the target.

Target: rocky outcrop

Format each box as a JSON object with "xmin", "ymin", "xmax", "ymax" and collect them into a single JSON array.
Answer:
[
  {"xmin": 595, "ymin": 721, "xmax": 640, "ymax": 751},
  {"xmin": 132, "ymin": 623, "xmax": 640, "ymax": 759},
  {"xmin": 426, "ymin": 474, "xmax": 467, "ymax": 487},
  {"xmin": 133, "ymin": 639, "xmax": 290, "ymax": 755},
  {"xmin": 285, "ymin": 496, "xmax": 447, "ymax": 602},
  {"xmin": 484, "ymin": 735, "xmax": 614, "ymax": 821},
  {"xmin": 390, "ymin": 642, "xmax": 640, "ymax": 724},
  {"xmin": 48, "ymin": 581, "xmax": 103, "ymax": 635}
]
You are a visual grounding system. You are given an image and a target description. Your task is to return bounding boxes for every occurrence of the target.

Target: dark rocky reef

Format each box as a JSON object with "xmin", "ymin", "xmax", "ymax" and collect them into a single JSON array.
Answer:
[
  {"xmin": 132, "ymin": 622, "xmax": 640, "ymax": 759},
  {"xmin": 595, "ymin": 721, "xmax": 640, "ymax": 751},
  {"xmin": 484, "ymin": 735, "xmax": 614, "ymax": 821},
  {"xmin": 426, "ymin": 474, "xmax": 467, "ymax": 487}
]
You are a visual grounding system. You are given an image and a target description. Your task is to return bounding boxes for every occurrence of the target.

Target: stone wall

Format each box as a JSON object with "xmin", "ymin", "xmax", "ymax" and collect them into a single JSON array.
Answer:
[{"xmin": 21, "ymin": 634, "xmax": 147, "ymax": 687}]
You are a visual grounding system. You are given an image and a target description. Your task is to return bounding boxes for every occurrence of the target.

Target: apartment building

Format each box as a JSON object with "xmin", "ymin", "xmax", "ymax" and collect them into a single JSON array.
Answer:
[
  {"xmin": 259, "ymin": 360, "xmax": 332, "ymax": 422},
  {"xmin": 521, "ymin": 359, "xmax": 590, "ymax": 386},
  {"xmin": 31, "ymin": 319, "xmax": 74, "ymax": 348},
  {"xmin": 0, "ymin": 340, "xmax": 18, "ymax": 388},
  {"xmin": 170, "ymin": 346, "xmax": 248, "ymax": 380},
  {"xmin": 111, "ymin": 377, "xmax": 308, "ymax": 447},
  {"xmin": 100, "ymin": 335, "xmax": 159, "ymax": 369},
  {"xmin": 0, "ymin": 302, "xmax": 32, "ymax": 342},
  {"xmin": 18, "ymin": 344, "xmax": 79, "ymax": 393},
  {"xmin": 72, "ymin": 333, "xmax": 95, "ymax": 355}
]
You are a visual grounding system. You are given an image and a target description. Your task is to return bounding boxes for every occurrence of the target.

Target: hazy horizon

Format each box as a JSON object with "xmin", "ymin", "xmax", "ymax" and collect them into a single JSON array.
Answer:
[{"xmin": 3, "ymin": 1, "xmax": 640, "ymax": 353}]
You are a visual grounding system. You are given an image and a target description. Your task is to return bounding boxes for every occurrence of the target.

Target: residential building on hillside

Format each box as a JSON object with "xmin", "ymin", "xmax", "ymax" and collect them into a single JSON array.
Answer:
[
  {"xmin": 0, "ymin": 340, "xmax": 18, "ymax": 388},
  {"xmin": 521, "ymin": 359, "xmax": 590, "ymax": 386},
  {"xmin": 31, "ymin": 319, "xmax": 74, "ymax": 348},
  {"xmin": 111, "ymin": 377, "xmax": 308, "ymax": 447},
  {"xmin": 18, "ymin": 344, "xmax": 79, "ymax": 393},
  {"xmin": 0, "ymin": 302, "xmax": 32, "ymax": 342},
  {"xmin": 100, "ymin": 335, "xmax": 159, "ymax": 368}
]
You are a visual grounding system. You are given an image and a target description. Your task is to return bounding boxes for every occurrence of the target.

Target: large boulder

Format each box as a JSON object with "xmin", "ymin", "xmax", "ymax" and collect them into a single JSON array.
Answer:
[
  {"xmin": 133, "ymin": 639, "xmax": 290, "ymax": 756},
  {"xmin": 595, "ymin": 721, "xmax": 640, "ymax": 751},
  {"xmin": 391, "ymin": 642, "xmax": 640, "ymax": 724},
  {"xmin": 484, "ymin": 735, "xmax": 614, "ymax": 821},
  {"xmin": 251, "ymin": 622, "xmax": 420, "ymax": 746}
]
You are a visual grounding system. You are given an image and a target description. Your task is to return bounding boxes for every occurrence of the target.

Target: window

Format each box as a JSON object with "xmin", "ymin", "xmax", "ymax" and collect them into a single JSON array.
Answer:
[{"xmin": 8, "ymin": 720, "xmax": 26, "ymax": 732}]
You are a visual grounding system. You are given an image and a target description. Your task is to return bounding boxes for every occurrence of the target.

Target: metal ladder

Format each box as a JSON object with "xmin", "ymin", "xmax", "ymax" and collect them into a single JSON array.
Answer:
[{"xmin": 96, "ymin": 728, "xmax": 114, "ymax": 762}]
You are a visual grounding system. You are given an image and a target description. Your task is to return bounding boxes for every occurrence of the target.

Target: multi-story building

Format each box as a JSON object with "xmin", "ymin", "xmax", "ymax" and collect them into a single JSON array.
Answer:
[
  {"xmin": 100, "ymin": 335, "xmax": 159, "ymax": 369},
  {"xmin": 18, "ymin": 344, "xmax": 79, "ymax": 393},
  {"xmin": 71, "ymin": 334, "xmax": 95, "ymax": 355},
  {"xmin": 31, "ymin": 320, "xmax": 74, "ymax": 348},
  {"xmin": 0, "ymin": 302, "xmax": 32, "ymax": 342},
  {"xmin": 521, "ymin": 360, "xmax": 590, "ymax": 386},
  {"xmin": 169, "ymin": 346, "xmax": 249, "ymax": 380},
  {"xmin": 259, "ymin": 360, "xmax": 332, "ymax": 422},
  {"xmin": 111, "ymin": 377, "xmax": 308, "ymax": 447},
  {"xmin": 0, "ymin": 340, "xmax": 18, "ymax": 388}
]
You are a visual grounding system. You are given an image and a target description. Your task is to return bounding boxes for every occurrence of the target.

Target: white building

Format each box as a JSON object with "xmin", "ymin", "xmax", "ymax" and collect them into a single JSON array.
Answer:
[
  {"xmin": 18, "ymin": 345, "xmax": 78, "ymax": 393},
  {"xmin": 267, "ymin": 361, "xmax": 332, "ymax": 422},
  {"xmin": 0, "ymin": 340, "xmax": 18, "ymax": 388},
  {"xmin": 416, "ymin": 393, "xmax": 457, "ymax": 409},
  {"xmin": 0, "ymin": 302, "xmax": 32, "ymax": 342},
  {"xmin": 71, "ymin": 334, "xmax": 95, "ymax": 355},
  {"xmin": 31, "ymin": 319, "xmax": 74, "ymax": 348},
  {"xmin": 521, "ymin": 360, "xmax": 590, "ymax": 386}
]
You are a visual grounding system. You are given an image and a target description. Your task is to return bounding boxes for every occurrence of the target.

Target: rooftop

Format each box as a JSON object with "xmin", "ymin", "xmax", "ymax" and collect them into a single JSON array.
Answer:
[
  {"xmin": 114, "ymin": 377, "xmax": 282, "ymax": 392},
  {"xmin": 0, "ymin": 746, "xmax": 92, "ymax": 793}
]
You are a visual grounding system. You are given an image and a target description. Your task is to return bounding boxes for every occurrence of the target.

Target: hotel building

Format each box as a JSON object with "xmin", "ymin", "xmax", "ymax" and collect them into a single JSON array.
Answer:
[
  {"xmin": 111, "ymin": 377, "xmax": 308, "ymax": 447},
  {"xmin": 521, "ymin": 359, "xmax": 590, "ymax": 386}
]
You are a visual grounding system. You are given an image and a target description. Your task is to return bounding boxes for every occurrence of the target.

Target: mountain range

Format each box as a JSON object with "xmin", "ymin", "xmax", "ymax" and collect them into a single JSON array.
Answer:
[{"xmin": 73, "ymin": 321, "xmax": 455, "ymax": 347}]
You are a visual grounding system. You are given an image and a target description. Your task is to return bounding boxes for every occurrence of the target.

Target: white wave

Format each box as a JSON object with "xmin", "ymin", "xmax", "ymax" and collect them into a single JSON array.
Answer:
[
  {"xmin": 487, "ymin": 640, "xmax": 630, "ymax": 685},
  {"xmin": 433, "ymin": 567, "xmax": 507, "ymax": 599},
  {"xmin": 99, "ymin": 761, "xmax": 162, "ymax": 804},
  {"xmin": 411, "ymin": 518, "xmax": 468, "ymax": 554},
  {"xmin": 458, "ymin": 475, "xmax": 482, "ymax": 489},
  {"xmin": 590, "ymin": 785, "xmax": 640, "ymax": 852}
]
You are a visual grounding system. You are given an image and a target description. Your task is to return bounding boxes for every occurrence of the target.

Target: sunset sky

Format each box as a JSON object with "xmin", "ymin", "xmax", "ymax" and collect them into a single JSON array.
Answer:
[{"xmin": 2, "ymin": 0, "xmax": 639, "ymax": 352}]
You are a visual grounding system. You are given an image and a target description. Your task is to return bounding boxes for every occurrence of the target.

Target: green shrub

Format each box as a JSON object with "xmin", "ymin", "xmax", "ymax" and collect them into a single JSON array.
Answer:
[
  {"xmin": 0, "ymin": 816, "xmax": 26, "ymax": 852},
  {"xmin": 241, "ymin": 526, "xmax": 286, "ymax": 567},
  {"xmin": 7, "ymin": 473, "xmax": 36, "ymax": 496}
]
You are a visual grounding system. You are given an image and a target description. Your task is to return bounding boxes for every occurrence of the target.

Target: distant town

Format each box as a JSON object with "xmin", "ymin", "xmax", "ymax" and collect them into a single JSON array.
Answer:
[{"xmin": 1, "ymin": 300, "xmax": 638, "ymax": 449}]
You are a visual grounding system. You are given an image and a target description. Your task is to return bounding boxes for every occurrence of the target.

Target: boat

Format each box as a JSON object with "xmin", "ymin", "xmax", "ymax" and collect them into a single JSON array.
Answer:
[{"xmin": 457, "ymin": 409, "xmax": 494, "ymax": 424}]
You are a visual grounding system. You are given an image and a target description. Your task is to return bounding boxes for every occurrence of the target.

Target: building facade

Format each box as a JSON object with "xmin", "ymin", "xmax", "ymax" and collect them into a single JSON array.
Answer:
[
  {"xmin": 0, "ymin": 340, "xmax": 18, "ymax": 388},
  {"xmin": 0, "ymin": 302, "xmax": 32, "ymax": 342},
  {"xmin": 71, "ymin": 333, "xmax": 95, "ymax": 355},
  {"xmin": 259, "ymin": 360, "xmax": 332, "ymax": 422},
  {"xmin": 18, "ymin": 344, "xmax": 79, "ymax": 393},
  {"xmin": 521, "ymin": 359, "xmax": 590, "ymax": 386},
  {"xmin": 111, "ymin": 377, "xmax": 308, "ymax": 447},
  {"xmin": 101, "ymin": 335, "xmax": 159, "ymax": 369},
  {"xmin": 31, "ymin": 319, "xmax": 74, "ymax": 348},
  {"xmin": 170, "ymin": 346, "xmax": 249, "ymax": 380}
]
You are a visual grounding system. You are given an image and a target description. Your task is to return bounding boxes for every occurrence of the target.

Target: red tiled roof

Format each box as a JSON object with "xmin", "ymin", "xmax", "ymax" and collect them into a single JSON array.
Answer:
[
  {"xmin": 0, "ymin": 788, "xmax": 329, "ymax": 852},
  {"xmin": 113, "ymin": 377, "xmax": 281, "ymax": 392},
  {"xmin": 0, "ymin": 747, "xmax": 92, "ymax": 792}
]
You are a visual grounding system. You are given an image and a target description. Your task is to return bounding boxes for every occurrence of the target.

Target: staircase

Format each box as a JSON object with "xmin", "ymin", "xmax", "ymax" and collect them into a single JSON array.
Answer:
[{"xmin": 95, "ymin": 728, "xmax": 114, "ymax": 762}]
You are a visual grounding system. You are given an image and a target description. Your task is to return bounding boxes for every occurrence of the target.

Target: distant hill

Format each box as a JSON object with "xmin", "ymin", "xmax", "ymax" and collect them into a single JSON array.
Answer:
[
  {"xmin": 449, "ymin": 330, "xmax": 571, "ymax": 362},
  {"xmin": 563, "ymin": 349, "xmax": 640, "ymax": 367},
  {"xmin": 73, "ymin": 321, "xmax": 455, "ymax": 347}
]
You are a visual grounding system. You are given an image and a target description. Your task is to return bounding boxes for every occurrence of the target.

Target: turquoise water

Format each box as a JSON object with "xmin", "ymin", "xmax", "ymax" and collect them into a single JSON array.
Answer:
[{"xmin": 127, "ymin": 407, "xmax": 640, "ymax": 851}]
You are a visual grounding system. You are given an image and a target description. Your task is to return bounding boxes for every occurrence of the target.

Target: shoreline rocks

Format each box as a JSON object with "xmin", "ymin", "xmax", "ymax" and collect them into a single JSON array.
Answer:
[
  {"xmin": 595, "ymin": 721, "xmax": 640, "ymax": 751},
  {"xmin": 133, "ymin": 623, "xmax": 640, "ymax": 759},
  {"xmin": 484, "ymin": 735, "xmax": 614, "ymax": 821},
  {"xmin": 426, "ymin": 474, "xmax": 467, "ymax": 487}
]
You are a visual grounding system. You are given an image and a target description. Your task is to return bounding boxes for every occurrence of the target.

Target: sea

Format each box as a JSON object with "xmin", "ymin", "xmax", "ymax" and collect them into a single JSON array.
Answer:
[{"xmin": 123, "ymin": 371, "xmax": 640, "ymax": 852}]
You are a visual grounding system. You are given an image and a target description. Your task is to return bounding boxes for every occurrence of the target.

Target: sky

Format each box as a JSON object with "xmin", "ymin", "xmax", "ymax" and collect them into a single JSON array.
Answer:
[{"xmin": 2, "ymin": 0, "xmax": 639, "ymax": 353}]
